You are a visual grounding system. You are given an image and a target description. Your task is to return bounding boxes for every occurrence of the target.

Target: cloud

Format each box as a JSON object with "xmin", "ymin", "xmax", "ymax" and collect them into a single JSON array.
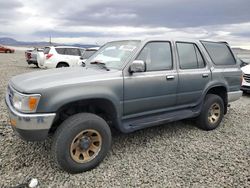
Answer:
[
  {"xmin": 62, "ymin": 0, "xmax": 250, "ymax": 27},
  {"xmin": 0, "ymin": 0, "xmax": 250, "ymax": 48},
  {"xmin": 0, "ymin": 0, "xmax": 23, "ymax": 23}
]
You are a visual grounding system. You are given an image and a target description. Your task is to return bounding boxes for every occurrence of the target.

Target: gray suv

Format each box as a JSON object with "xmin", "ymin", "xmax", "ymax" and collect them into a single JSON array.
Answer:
[{"xmin": 5, "ymin": 39, "xmax": 242, "ymax": 173}]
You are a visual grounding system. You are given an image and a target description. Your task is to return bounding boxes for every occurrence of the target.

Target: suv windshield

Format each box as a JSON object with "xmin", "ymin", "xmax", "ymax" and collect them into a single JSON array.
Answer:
[{"xmin": 85, "ymin": 41, "xmax": 140, "ymax": 70}]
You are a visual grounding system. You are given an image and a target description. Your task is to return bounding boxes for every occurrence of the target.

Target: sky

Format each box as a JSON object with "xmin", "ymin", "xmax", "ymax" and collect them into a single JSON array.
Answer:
[{"xmin": 0, "ymin": 0, "xmax": 250, "ymax": 48}]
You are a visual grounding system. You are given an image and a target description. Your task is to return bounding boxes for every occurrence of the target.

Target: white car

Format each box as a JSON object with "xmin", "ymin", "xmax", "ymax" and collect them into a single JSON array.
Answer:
[
  {"xmin": 241, "ymin": 64, "xmax": 250, "ymax": 93},
  {"xmin": 79, "ymin": 48, "xmax": 98, "ymax": 64},
  {"xmin": 37, "ymin": 46, "xmax": 86, "ymax": 68}
]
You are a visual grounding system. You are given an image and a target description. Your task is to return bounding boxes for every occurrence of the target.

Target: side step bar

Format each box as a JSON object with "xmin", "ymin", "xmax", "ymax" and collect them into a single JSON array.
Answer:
[{"xmin": 122, "ymin": 109, "xmax": 199, "ymax": 133}]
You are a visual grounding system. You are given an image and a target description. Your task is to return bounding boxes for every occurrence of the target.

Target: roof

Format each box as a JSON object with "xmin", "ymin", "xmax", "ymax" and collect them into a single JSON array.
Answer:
[
  {"xmin": 44, "ymin": 46, "xmax": 86, "ymax": 49},
  {"xmin": 104, "ymin": 38, "xmax": 229, "ymax": 45}
]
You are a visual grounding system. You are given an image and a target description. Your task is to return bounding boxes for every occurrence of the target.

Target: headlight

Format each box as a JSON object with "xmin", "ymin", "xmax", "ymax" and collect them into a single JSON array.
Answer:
[{"xmin": 11, "ymin": 89, "xmax": 41, "ymax": 113}]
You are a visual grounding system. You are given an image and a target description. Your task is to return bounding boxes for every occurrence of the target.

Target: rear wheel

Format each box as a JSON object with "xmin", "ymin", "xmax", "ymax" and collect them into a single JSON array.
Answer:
[
  {"xmin": 56, "ymin": 62, "xmax": 69, "ymax": 68},
  {"xmin": 196, "ymin": 94, "xmax": 224, "ymax": 131},
  {"xmin": 52, "ymin": 113, "xmax": 112, "ymax": 174}
]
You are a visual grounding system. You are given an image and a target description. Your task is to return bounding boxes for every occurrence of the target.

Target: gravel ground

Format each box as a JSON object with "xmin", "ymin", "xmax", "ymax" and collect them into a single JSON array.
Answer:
[{"xmin": 0, "ymin": 50, "xmax": 249, "ymax": 188}]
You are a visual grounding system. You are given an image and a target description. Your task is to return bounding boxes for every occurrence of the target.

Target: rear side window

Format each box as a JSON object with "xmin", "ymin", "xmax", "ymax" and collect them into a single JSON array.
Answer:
[
  {"xmin": 43, "ymin": 47, "xmax": 50, "ymax": 54},
  {"xmin": 202, "ymin": 42, "xmax": 236, "ymax": 65},
  {"xmin": 177, "ymin": 42, "xmax": 205, "ymax": 69},
  {"xmin": 55, "ymin": 48, "xmax": 65, "ymax": 55},
  {"xmin": 64, "ymin": 48, "xmax": 81, "ymax": 56}
]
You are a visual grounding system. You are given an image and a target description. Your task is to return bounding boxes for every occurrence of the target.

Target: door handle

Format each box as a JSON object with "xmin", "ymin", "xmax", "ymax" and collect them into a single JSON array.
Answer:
[
  {"xmin": 166, "ymin": 75, "xmax": 175, "ymax": 80},
  {"xmin": 202, "ymin": 74, "xmax": 209, "ymax": 78}
]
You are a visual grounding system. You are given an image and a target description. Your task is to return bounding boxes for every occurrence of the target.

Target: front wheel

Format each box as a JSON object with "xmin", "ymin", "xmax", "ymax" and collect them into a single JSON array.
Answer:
[
  {"xmin": 196, "ymin": 94, "xmax": 224, "ymax": 131},
  {"xmin": 52, "ymin": 113, "xmax": 112, "ymax": 174}
]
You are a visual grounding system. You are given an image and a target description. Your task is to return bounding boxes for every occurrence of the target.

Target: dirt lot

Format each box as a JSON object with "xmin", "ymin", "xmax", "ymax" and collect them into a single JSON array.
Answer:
[{"xmin": 0, "ymin": 50, "xmax": 249, "ymax": 187}]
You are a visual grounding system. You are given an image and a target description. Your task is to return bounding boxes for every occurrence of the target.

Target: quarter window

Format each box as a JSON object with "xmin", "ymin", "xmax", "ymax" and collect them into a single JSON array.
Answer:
[
  {"xmin": 136, "ymin": 42, "xmax": 172, "ymax": 71},
  {"xmin": 202, "ymin": 41, "xmax": 236, "ymax": 65},
  {"xmin": 177, "ymin": 42, "xmax": 205, "ymax": 69}
]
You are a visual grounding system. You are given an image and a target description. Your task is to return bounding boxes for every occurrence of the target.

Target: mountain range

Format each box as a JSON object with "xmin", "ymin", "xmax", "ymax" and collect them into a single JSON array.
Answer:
[{"xmin": 0, "ymin": 37, "xmax": 99, "ymax": 48}]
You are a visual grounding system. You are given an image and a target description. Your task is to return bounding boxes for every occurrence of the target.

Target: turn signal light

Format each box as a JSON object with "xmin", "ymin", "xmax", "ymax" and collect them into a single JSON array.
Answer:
[
  {"xmin": 46, "ymin": 54, "xmax": 53, "ymax": 59},
  {"xmin": 29, "ymin": 97, "xmax": 39, "ymax": 111}
]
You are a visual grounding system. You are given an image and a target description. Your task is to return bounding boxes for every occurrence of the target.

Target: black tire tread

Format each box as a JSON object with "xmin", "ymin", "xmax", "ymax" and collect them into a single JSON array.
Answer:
[
  {"xmin": 51, "ymin": 113, "xmax": 111, "ymax": 174},
  {"xmin": 196, "ymin": 94, "xmax": 224, "ymax": 131}
]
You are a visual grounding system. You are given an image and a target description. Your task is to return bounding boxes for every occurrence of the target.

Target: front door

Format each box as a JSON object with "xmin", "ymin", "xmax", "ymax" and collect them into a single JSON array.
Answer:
[{"xmin": 123, "ymin": 41, "xmax": 178, "ymax": 117}]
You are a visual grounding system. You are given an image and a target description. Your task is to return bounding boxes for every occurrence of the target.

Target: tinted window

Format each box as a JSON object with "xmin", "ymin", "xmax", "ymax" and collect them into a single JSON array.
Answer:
[
  {"xmin": 136, "ymin": 42, "xmax": 172, "ymax": 71},
  {"xmin": 44, "ymin": 47, "xmax": 50, "ymax": 54},
  {"xmin": 64, "ymin": 48, "xmax": 81, "ymax": 56},
  {"xmin": 202, "ymin": 42, "xmax": 236, "ymax": 65},
  {"xmin": 177, "ymin": 43, "xmax": 197, "ymax": 69},
  {"xmin": 195, "ymin": 45, "xmax": 205, "ymax": 68},
  {"xmin": 177, "ymin": 42, "xmax": 205, "ymax": 69},
  {"xmin": 55, "ymin": 48, "xmax": 65, "ymax": 55}
]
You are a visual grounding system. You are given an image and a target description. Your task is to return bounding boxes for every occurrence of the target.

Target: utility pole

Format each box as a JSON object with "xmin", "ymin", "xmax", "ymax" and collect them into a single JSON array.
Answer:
[{"xmin": 49, "ymin": 36, "xmax": 52, "ymax": 45}]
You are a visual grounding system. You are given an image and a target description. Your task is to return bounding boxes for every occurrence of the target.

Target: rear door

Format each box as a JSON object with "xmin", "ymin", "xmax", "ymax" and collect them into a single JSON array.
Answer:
[
  {"xmin": 176, "ymin": 42, "xmax": 211, "ymax": 106},
  {"xmin": 64, "ymin": 48, "xmax": 82, "ymax": 66}
]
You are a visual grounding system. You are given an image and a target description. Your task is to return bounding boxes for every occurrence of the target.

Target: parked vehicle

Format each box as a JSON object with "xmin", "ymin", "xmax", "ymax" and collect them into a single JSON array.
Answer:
[
  {"xmin": 37, "ymin": 46, "xmax": 86, "ymax": 68},
  {"xmin": 5, "ymin": 39, "xmax": 242, "ymax": 173},
  {"xmin": 25, "ymin": 48, "xmax": 44, "ymax": 67},
  {"xmin": 241, "ymin": 64, "xmax": 250, "ymax": 93},
  {"xmin": 79, "ymin": 48, "xmax": 98, "ymax": 65},
  {"xmin": 0, "ymin": 45, "xmax": 15, "ymax": 53},
  {"xmin": 239, "ymin": 59, "xmax": 249, "ymax": 67}
]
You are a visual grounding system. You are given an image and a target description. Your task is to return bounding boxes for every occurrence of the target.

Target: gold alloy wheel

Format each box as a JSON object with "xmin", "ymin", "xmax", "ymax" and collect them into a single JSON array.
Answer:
[
  {"xmin": 208, "ymin": 103, "xmax": 221, "ymax": 124},
  {"xmin": 70, "ymin": 129, "xmax": 102, "ymax": 163}
]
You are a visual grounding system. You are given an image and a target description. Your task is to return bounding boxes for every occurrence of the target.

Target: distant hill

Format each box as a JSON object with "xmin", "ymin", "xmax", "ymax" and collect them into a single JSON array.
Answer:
[
  {"xmin": 232, "ymin": 48, "xmax": 250, "ymax": 63},
  {"xmin": 0, "ymin": 37, "xmax": 99, "ymax": 48}
]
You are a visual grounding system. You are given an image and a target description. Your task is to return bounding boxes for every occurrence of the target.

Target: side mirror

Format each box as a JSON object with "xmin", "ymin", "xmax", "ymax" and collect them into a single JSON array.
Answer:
[
  {"xmin": 80, "ymin": 57, "xmax": 84, "ymax": 60},
  {"xmin": 129, "ymin": 60, "xmax": 146, "ymax": 73}
]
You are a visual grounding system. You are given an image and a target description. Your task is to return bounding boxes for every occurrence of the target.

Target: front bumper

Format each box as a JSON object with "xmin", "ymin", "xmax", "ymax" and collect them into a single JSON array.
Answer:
[
  {"xmin": 5, "ymin": 94, "xmax": 56, "ymax": 141},
  {"xmin": 241, "ymin": 79, "xmax": 250, "ymax": 92},
  {"xmin": 228, "ymin": 90, "xmax": 243, "ymax": 103},
  {"xmin": 27, "ymin": 60, "xmax": 38, "ymax": 65},
  {"xmin": 241, "ymin": 86, "xmax": 250, "ymax": 92}
]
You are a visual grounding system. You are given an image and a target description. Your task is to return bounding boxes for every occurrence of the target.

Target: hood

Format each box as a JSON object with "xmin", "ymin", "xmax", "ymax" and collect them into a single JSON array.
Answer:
[
  {"xmin": 241, "ymin": 64, "xmax": 250, "ymax": 74},
  {"xmin": 10, "ymin": 67, "xmax": 120, "ymax": 93}
]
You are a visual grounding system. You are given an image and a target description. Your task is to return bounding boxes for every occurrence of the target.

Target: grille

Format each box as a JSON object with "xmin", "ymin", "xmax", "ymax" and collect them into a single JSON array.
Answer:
[{"xmin": 243, "ymin": 74, "xmax": 250, "ymax": 83}]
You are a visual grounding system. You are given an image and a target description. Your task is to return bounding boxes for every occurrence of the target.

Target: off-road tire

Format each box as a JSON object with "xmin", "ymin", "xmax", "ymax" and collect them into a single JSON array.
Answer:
[
  {"xmin": 52, "ymin": 113, "xmax": 112, "ymax": 174},
  {"xmin": 196, "ymin": 94, "xmax": 224, "ymax": 131}
]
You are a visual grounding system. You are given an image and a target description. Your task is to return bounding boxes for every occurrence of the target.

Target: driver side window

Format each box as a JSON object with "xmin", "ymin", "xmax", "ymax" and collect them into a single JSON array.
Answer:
[{"xmin": 136, "ymin": 42, "xmax": 172, "ymax": 71}]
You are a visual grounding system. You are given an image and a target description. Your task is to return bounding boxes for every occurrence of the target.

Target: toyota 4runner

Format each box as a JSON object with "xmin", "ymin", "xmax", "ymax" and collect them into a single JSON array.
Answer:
[{"xmin": 5, "ymin": 39, "xmax": 242, "ymax": 173}]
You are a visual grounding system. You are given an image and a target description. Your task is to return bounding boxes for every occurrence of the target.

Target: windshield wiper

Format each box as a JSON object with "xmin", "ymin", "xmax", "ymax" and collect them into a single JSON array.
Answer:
[{"xmin": 90, "ymin": 61, "xmax": 110, "ymax": 71}]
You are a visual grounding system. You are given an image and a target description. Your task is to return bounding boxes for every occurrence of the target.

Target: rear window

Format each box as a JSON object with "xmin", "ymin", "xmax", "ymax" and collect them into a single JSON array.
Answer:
[
  {"xmin": 177, "ymin": 42, "xmax": 205, "ymax": 69},
  {"xmin": 202, "ymin": 41, "xmax": 236, "ymax": 65},
  {"xmin": 43, "ymin": 47, "xmax": 50, "ymax": 54}
]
